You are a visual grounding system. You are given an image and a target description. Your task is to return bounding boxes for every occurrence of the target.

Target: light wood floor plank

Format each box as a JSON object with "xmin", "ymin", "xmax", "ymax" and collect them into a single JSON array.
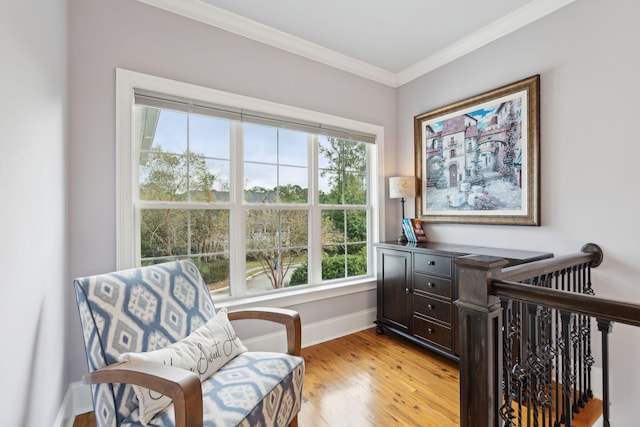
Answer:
[
  {"xmin": 297, "ymin": 327, "xmax": 460, "ymax": 427},
  {"xmin": 73, "ymin": 326, "xmax": 600, "ymax": 427}
]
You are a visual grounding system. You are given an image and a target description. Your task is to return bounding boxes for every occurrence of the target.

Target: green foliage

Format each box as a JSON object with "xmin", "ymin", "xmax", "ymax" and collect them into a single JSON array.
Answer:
[
  {"xmin": 289, "ymin": 263, "xmax": 308, "ymax": 286},
  {"xmin": 140, "ymin": 149, "xmax": 218, "ymax": 202},
  {"xmin": 194, "ymin": 257, "xmax": 229, "ymax": 283},
  {"xmin": 319, "ymin": 138, "xmax": 366, "ymax": 205},
  {"xmin": 321, "ymin": 245, "xmax": 367, "ymax": 280},
  {"xmin": 139, "ymin": 133, "xmax": 369, "ymax": 288},
  {"xmin": 278, "ymin": 184, "xmax": 308, "ymax": 203}
]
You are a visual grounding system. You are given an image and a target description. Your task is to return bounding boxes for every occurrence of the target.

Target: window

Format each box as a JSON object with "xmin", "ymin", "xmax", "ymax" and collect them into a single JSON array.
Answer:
[{"xmin": 117, "ymin": 70, "xmax": 382, "ymax": 302}]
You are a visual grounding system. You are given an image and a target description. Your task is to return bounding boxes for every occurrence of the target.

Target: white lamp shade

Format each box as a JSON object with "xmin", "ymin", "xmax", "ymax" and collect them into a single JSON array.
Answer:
[{"xmin": 389, "ymin": 176, "xmax": 416, "ymax": 199}]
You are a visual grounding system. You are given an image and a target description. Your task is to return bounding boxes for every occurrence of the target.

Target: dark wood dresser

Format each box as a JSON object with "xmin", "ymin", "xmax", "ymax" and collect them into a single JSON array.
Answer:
[{"xmin": 374, "ymin": 241, "xmax": 553, "ymax": 360}]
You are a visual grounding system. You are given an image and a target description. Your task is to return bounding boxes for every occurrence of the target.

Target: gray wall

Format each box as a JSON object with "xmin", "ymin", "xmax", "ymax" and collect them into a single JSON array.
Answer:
[
  {"xmin": 0, "ymin": 1, "xmax": 68, "ymax": 426},
  {"xmin": 67, "ymin": 0, "xmax": 396, "ymax": 383},
  {"xmin": 7, "ymin": 0, "xmax": 638, "ymax": 423},
  {"xmin": 397, "ymin": 0, "xmax": 640, "ymax": 423}
]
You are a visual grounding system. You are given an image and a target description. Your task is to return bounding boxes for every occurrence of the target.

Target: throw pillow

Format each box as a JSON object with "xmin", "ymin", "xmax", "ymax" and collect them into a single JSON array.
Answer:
[{"xmin": 118, "ymin": 307, "xmax": 247, "ymax": 425}]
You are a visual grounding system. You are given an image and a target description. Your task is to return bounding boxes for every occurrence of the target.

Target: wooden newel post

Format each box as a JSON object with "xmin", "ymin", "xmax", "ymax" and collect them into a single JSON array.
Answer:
[{"xmin": 455, "ymin": 255, "xmax": 509, "ymax": 427}]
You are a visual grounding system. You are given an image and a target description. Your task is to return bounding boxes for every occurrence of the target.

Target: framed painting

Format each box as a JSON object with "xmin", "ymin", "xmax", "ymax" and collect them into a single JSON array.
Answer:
[{"xmin": 414, "ymin": 75, "xmax": 540, "ymax": 225}]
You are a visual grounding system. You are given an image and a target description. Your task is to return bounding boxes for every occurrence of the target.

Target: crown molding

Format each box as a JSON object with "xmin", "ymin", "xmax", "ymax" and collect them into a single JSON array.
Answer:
[
  {"xmin": 136, "ymin": 0, "xmax": 577, "ymax": 88},
  {"xmin": 396, "ymin": 0, "xmax": 578, "ymax": 86},
  {"xmin": 135, "ymin": 0, "xmax": 397, "ymax": 87}
]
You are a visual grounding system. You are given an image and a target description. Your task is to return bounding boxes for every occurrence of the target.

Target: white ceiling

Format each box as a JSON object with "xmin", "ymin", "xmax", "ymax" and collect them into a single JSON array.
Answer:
[{"xmin": 137, "ymin": 0, "xmax": 577, "ymax": 87}]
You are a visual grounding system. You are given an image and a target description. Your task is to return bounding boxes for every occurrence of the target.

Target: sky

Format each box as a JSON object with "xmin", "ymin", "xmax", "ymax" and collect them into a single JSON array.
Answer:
[{"xmin": 146, "ymin": 108, "xmax": 333, "ymax": 194}]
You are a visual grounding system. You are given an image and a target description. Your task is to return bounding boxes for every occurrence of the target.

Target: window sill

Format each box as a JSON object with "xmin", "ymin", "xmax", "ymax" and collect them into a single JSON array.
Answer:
[{"xmin": 215, "ymin": 277, "xmax": 377, "ymax": 311}]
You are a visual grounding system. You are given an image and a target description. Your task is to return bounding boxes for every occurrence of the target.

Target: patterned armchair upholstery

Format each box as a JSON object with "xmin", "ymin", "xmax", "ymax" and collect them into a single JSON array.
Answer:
[{"xmin": 73, "ymin": 260, "xmax": 304, "ymax": 427}]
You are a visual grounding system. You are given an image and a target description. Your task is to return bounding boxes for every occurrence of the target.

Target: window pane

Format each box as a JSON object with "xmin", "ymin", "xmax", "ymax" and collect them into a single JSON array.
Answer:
[
  {"xmin": 188, "ymin": 114, "xmax": 230, "ymax": 159},
  {"xmin": 244, "ymin": 163, "xmax": 277, "ymax": 202},
  {"xmin": 278, "ymin": 166, "xmax": 308, "ymax": 203},
  {"xmin": 245, "ymin": 209, "xmax": 308, "ymax": 293},
  {"xmin": 344, "ymin": 172, "xmax": 367, "ymax": 204},
  {"xmin": 279, "ymin": 129, "xmax": 307, "ymax": 166},
  {"xmin": 246, "ymin": 248, "xmax": 308, "ymax": 293},
  {"xmin": 188, "ymin": 156, "xmax": 230, "ymax": 203},
  {"xmin": 322, "ymin": 245, "xmax": 345, "ymax": 280},
  {"xmin": 318, "ymin": 170, "xmax": 338, "ymax": 204},
  {"xmin": 139, "ymin": 152, "xmax": 187, "ymax": 201},
  {"xmin": 141, "ymin": 209, "xmax": 189, "ymax": 257},
  {"xmin": 246, "ymin": 209, "xmax": 308, "ymax": 249},
  {"xmin": 346, "ymin": 210, "xmax": 367, "ymax": 242},
  {"xmin": 244, "ymin": 125, "xmax": 309, "ymax": 204},
  {"xmin": 195, "ymin": 255, "xmax": 230, "ymax": 297},
  {"xmin": 190, "ymin": 209, "xmax": 229, "ymax": 254},
  {"xmin": 151, "ymin": 109, "xmax": 188, "ymax": 154},
  {"xmin": 318, "ymin": 136, "xmax": 366, "ymax": 172},
  {"xmin": 244, "ymin": 124, "xmax": 277, "ymax": 163},
  {"xmin": 321, "ymin": 210, "xmax": 345, "ymax": 245},
  {"xmin": 346, "ymin": 243, "xmax": 367, "ymax": 277},
  {"xmin": 190, "ymin": 158, "xmax": 230, "ymax": 202},
  {"xmin": 318, "ymin": 137, "xmax": 367, "ymax": 206}
]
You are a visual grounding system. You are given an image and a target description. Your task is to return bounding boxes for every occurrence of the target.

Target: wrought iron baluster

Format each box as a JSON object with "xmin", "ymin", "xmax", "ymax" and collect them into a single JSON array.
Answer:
[
  {"xmin": 597, "ymin": 319, "xmax": 613, "ymax": 427},
  {"xmin": 538, "ymin": 305, "xmax": 554, "ymax": 427},
  {"xmin": 500, "ymin": 298, "xmax": 516, "ymax": 427},
  {"xmin": 584, "ymin": 265, "xmax": 594, "ymax": 401},
  {"xmin": 526, "ymin": 303, "xmax": 539, "ymax": 427},
  {"xmin": 570, "ymin": 266, "xmax": 579, "ymax": 414},
  {"xmin": 575, "ymin": 265, "xmax": 585, "ymax": 412},
  {"xmin": 560, "ymin": 310, "xmax": 574, "ymax": 427},
  {"xmin": 514, "ymin": 301, "xmax": 525, "ymax": 427},
  {"xmin": 553, "ymin": 271, "xmax": 561, "ymax": 427},
  {"xmin": 540, "ymin": 274, "xmax": 554, "ymax": 427}
]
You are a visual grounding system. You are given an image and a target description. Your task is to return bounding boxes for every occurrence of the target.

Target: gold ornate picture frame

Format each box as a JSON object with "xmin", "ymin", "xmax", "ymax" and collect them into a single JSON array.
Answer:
[{"xmin": 414, "ymin": 75, "xmax": 540, "ymax": 225}]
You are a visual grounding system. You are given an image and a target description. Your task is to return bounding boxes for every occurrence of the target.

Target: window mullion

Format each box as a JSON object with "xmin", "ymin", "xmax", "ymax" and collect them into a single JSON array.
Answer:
[
  {"xmin": 230, "ymin": 121, "xmax": 246, "ymax": 298},
  {"xmin": 309, "ymin": 134, "xmax": 322, "ymax": 285}
]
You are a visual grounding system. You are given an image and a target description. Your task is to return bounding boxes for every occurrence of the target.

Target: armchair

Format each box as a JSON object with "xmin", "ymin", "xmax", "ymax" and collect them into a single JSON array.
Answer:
[{"xmin": 73, "ymin": 260, "xmax": 304, "ymax": 427}]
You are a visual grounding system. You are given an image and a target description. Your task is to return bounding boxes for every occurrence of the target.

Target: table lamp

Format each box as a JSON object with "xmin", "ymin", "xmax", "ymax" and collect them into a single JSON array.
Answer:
[{"xmin": 389, "ymin": 176, "xmax": 416, "ymax": 242}]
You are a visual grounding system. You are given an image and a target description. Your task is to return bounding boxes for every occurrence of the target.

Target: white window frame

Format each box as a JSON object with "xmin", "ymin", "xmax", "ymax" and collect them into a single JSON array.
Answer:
[{"xmin": 115, "ymin": 68, "xmax": 385, "ymax": 308}]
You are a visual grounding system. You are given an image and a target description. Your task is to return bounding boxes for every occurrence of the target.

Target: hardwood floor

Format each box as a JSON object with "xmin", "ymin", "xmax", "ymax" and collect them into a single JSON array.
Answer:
[
  {"xmin": 298, "ymin": 327, "xmax": 459, "ymax": 426},
  {"xmin": 73, "ymin": 327, "xmax": 599, "ymax": 427},
  {"xmin": 74, "ymin": 327, "xmax": 459, "ymax": 427}
]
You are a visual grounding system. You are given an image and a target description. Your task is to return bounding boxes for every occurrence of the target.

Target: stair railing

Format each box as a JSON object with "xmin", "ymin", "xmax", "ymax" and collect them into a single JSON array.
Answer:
[{"xmin": 455, "ymin": 243, "xmax": 640, "ymax": 427}]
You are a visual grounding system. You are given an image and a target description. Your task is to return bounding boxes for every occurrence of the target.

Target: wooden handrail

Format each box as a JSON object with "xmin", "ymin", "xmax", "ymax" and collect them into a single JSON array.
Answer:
[
  {"xmin": 492, "ymin": 280, "xmax": 640, "ymax": 327},
  {"xmin": 454, "ymin": 243, "xmax": 606, "ymax": 427},
  {"xmin": 500, "ymin": 243, "xmax": 603, "ymax": 283}
]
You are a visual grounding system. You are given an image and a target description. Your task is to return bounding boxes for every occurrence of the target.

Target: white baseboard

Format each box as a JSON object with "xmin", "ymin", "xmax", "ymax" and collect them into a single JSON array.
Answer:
[
  {"xmin": 54, "ymin": 381, "xmax": 94, "ymax": 427},
  {"xmin": 55, "ymin": 307, "xmax": 378, "ymax": 424}
]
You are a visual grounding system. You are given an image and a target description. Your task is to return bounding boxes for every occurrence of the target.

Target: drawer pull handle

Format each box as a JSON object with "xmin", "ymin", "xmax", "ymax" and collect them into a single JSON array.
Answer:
[
  {"xmin": 427, "ymin": 282, "xmax": 435, "ymax": 288},
  {"xmin": 427, "ymin": 304, "xmax": 435, "ymax": 310},
  {"xmin": 405, "ymin": 288, "xmax": 410, "ymax": 294},
  {"xmin": 428, "ymin": 261, "xmax": 436, "ymax": 266},
  {"xmin": 427, "ymin": 328, "xmax": 434, "ymax": 334}
]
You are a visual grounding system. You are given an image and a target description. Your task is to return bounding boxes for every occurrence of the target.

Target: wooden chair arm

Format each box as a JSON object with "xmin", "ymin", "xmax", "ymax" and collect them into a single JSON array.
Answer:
[
  {"xmin": 85, "ymin": 361, "xmax": 203, "ymax": 427},
  {"xmin": 227, "ymin": 307, "xmax": 302, "ymax": 356}
]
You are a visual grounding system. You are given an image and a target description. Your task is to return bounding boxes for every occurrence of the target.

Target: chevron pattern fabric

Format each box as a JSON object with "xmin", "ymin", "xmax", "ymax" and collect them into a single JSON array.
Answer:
[{"xmin": 73, "ymin": 260, "xmax": 304, "ymax": 427}]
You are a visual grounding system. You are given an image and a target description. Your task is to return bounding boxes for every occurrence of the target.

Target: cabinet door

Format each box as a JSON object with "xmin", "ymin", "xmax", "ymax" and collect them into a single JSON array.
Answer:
[{"xmin": 377, "ymin": 249, "xmax": 411, "ymax": 332}]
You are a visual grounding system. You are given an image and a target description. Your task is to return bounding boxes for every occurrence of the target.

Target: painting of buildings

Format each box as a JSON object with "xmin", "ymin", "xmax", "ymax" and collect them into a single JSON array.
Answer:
[{"xmin": 421, "ymin": 95, "xmax": 525, "ymax": 213}]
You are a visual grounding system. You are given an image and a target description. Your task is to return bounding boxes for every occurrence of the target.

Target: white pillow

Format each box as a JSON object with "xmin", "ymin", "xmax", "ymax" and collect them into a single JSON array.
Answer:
[{"xmin": 118, "ymin": 308, "xmax": 247, "ymax": 425}]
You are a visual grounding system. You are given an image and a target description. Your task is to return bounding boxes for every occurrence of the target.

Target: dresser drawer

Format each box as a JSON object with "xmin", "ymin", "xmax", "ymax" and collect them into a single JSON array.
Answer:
[
  {"xmin": 414, "ymin": 253, "xmax": 452, "ymax": 276},
  {"xmin": 413, "ymin": 294, "xmax": 451, "ymax": 324},
  {"xmin": 413, "ymin": 316, "xmax": 452, "ymax": 350},
  {"xmin": 414, "ymin": 273, "xmax": 452, "ymax": 298}
]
